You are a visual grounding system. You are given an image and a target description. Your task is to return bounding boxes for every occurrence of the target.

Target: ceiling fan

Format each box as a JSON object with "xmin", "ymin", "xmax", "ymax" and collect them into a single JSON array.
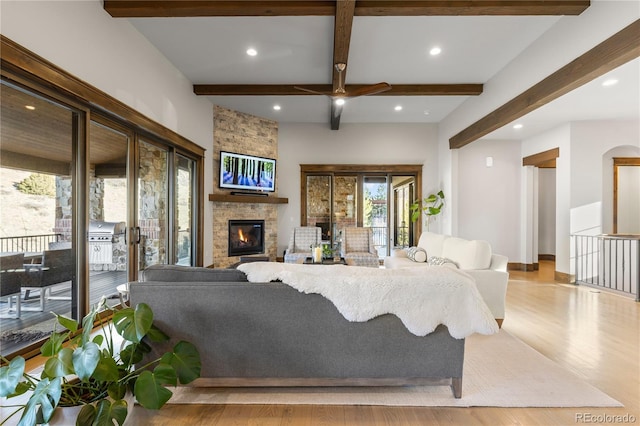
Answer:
[{"xmin": 295, "ymin": 63, "xmax": 392, "ymax": 102}]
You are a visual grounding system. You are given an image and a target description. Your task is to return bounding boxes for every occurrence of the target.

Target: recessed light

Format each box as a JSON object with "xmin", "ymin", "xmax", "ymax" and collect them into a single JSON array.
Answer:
[
  {"xmin": 246, "ymin": 48, "xmax": 257, "ymax": 57},
  {"xmin": 429, "ymin": 47, "xmax": 442, "ymax": 56},
  {"xmin": 423, "ymin": 110, "xmax": 430, "ymax": 116},
  {"xmin": 602, "ymin": 78, "xmax": 618, "ymax": 87},
  {"xmin": 394, "ymin": 105, "xmax": 403, "ymax": 111},
  {"xmin": 25, "ymin": 105, "xmax": 36, "ymax": 110},
  {"xmin": 513, "ymin": 123, "xmax": 523, "ymax": 129},
  {"xmin": 273, "ymin": 105, "xmax": 281, "ymax": 111},
  {"xmin": 335, "ymin": 98, "xmax": 346, "ymax": 106}
]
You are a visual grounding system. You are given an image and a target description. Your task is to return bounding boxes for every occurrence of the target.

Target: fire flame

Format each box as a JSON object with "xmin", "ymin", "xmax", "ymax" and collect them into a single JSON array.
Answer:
[{"xmin": 238, "ymin": 229, "xmax": 246, "ymax": 242}]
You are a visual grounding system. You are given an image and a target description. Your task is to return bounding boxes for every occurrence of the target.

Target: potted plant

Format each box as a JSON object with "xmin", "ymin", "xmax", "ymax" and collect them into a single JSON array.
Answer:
[
  {"xmin": 0, "ymin": 297, "xmax": 201, "ymax": 426},
  {"xmin": 410, "ymin": 190, "xmax": 445, "ymax": 230}
]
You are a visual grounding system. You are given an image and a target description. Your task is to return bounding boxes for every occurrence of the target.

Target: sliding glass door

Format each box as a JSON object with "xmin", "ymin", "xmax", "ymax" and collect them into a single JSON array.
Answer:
[
  {"xmin": 302, "ymin": 166, "xmax": 422, "ymax": 259},
  {"xmin": 88, "ymin": 119, "xmax": 130, "ymax": 309},
  {"xmin": 1, "ymin": 67, "xmax": 203, "ymax": 358},
  {"xmin": 175, "ymin": 154, "xmax": 196, "ymax": 265},
  {"xmin": 363, "ymin": 176, "xmax": 388, "ymax": 258}
]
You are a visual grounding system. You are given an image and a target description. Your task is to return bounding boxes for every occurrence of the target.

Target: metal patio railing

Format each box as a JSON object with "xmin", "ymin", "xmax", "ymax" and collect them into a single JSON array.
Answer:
[
  {"xmin": 0, "ymin": 233, "xmax": 62, "ymax": 254},
  {"xmin": 573, "ymin": 234, "xmax": 640, "ymax": 301}
]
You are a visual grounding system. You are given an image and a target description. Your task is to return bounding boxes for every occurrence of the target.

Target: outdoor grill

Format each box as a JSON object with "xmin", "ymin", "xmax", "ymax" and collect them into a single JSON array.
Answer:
[{"xmin": 88, "ymin": 221, "xmax": 126, "ymax": 265}]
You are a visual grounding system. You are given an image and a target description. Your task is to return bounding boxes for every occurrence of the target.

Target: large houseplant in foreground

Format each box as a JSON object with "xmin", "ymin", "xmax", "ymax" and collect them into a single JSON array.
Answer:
[{"xmin": 0, "ymin": 298, "xmax": 201, "ymax": 426}]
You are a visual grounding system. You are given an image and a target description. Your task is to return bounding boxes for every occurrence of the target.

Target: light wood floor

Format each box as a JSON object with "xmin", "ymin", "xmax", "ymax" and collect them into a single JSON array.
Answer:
[{"xmin": 107, "ymin": 261, "xmax": 640, "ymax": 424}]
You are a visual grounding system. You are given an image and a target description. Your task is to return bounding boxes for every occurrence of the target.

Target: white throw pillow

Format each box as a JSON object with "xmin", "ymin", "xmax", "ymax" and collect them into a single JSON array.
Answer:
[
  {"xmin": 406, "ymin": 246, "xmax": 427, "ymax": 263},
  {"xmin": 417, "ymin": 232, "xmax": 448, "ymax": 258},
  {"xmin": 442, "ymin": 237, "xmax": 492, "ymax": 270}
]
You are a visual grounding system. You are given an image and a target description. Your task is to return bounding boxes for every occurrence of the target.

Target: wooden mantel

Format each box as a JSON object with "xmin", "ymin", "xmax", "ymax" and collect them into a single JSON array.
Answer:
[{"xmin": 209, "ymin": 194, "xmax": 288, "ymax": 204}]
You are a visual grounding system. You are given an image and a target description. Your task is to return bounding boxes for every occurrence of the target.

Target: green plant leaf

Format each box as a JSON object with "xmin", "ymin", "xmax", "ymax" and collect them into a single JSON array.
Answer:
[
  {"xmin": 0, "ymin": 356, "xmax": 25, "ymax": 397},
  {"xmin": 437, "ymin": 190, "xmax": 445, "ymax": 199},
  {"xmin": 428, "ymin": 206, "xmax": 441, "ymax": 216},
  {"xmin": 146, "ymin": 324, "xmax": 170, "ymax": 343},
  {"xmin": 54, "ymin": 312, "xmax": 79, "ymax": 333},
  {"xmin": 72, "ymin": 342, "xmax": 100, "ymax": 382},
  {"xmin": 133, "ymin": 370, "xmax": 173, "ymax": 410},
  {"xmin": 81, "ymin": 303, "xmax": 101, "ymax": 346},
  {"xmin": 113, "ymin": 303, "xmax": 153, "ymax": 343},
  {"xmin": 92, "ymin": 398, "xmax": 129, "ymax": 426},
  {"xmin": 425, "ymin": 194, "xmax": 437, "ymax": 203},
  {"xmin": 77, "ymin": 404, "xmax": 97, "ymax": 426},
  {"xmin": 107, "ymin": 381, "xmax": 127, "ymax": 401},
  {"xmin": 118, "ymin": 341, "xmax": 149, "ymax": 367},
  {"xmin": 92, "ymin": 334, "xmax": 104, "ymax": 346},
  {"xmin": 43, "ymin": 347, "xmax": 74, "ymax": 379},
  {"xmin": 92, "ymin": 351, "xmax": 119, "ymax": 383},
  {"xmin": 17, "ymin": 377, "xmax": 61, "ymax": 426},
  {"xmin": 40, "ymin": 331, "xmax": 70, "ymax": 357},
  {"xmin": 164, "ymin": 341, "xmax": 201, "ymax": 384},
  {"xmin": 152, "ymin": 363, "xmax": 177, "ymax": 387}
]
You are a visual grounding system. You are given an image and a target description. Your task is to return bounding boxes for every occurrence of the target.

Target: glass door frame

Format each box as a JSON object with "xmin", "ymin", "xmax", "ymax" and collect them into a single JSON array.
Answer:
[
  {"xmin": 1, "ymin": 37, "xmax": 206, "ymax": 358},
  {"xmin": 300, "ymin": 164, "xmax": 423, "ymax": 256}
]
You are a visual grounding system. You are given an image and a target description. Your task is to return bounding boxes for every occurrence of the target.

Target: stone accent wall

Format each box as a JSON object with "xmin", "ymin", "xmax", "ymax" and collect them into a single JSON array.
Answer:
[
  {"xmin": 212, "ymin": 106, "xmax": 279, "ymax": 268},
  {"xmin": 138, "ymin": 143, "xmax": 168, "ymax": 268}
]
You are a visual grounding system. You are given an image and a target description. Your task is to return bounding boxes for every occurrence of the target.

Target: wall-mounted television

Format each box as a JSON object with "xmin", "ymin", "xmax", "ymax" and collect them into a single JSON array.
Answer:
[{"xmin": 219, "ymin": 151, "xmax": 276, "ymax": 193}]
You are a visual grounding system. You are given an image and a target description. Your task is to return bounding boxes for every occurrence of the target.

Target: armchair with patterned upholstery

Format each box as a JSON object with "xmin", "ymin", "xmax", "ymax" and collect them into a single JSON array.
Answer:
[
  {"xmin": 284, "ymin": 227, "xmax": 322, "ymax": 263},
  {"xmin": 340, "ymin": 227, "xmax": 379, "ymax": 267}
]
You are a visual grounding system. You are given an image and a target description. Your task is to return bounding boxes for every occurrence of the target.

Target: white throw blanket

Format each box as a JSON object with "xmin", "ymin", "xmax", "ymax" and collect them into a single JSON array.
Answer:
[{"xmin": 237, "ymin": 262, "xmax": 498, "ymax": 339}]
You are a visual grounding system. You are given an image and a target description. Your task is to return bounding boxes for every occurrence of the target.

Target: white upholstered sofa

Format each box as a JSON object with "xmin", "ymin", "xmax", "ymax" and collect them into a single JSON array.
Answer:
[{"xmin": 384, "ymin": 232, "xmax": 509, "ymax": 326}]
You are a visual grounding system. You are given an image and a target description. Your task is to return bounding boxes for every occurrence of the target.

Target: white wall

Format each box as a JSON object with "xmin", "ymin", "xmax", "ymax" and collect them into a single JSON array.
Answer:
[
  {"xmin": 1, "ymin": 0, "xmax": 216, "ymax": 264},
  {"xmin": 457, "ymin": 139, "xmax": 521, "ymax": 260},
  {"xmin": 277, "ymin": 122, "xmax": 438, "ymax": 256},
  {"xmin": 436, "ymin": 0, "xmax": 639, "ymax": 267},
  {"xmin": 520, "ymin": 120, "xmax": 640, "ymax": 275},
  {"xmin": 572, "ymin": 120, "xmax": 640, "ymax": 234}
]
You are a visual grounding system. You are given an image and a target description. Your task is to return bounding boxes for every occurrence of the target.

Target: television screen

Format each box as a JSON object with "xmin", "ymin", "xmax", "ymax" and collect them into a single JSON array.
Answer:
[{"xmin": 219, "ymin": 151, "xmax": 276, "ymax": 193}]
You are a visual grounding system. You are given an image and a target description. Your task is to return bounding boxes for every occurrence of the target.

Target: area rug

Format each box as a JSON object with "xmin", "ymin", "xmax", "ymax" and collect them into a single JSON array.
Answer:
[{"xmin": 167, "ymin": 330, "xmax": 622, "ymax": 407}]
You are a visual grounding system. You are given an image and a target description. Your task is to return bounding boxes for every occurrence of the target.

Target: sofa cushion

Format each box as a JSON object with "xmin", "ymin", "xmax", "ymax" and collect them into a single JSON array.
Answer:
[
  {"xmin": 141, "ymin": 264, "xmax": 248, "ymax": 282},
  {"xmin": 417, "ymin": 232, "xmax": 448, "ymax": 258},
  {"xmin": 427, "ymin": 256, "xmax": 458, "ymax": 268},
  {"xmin": 441, "ymin": 238, "xmax": 492, "ymax": 270},
  {"xmin": 406, "ymin": 247, "xmax": 427, "ymax": 262}
]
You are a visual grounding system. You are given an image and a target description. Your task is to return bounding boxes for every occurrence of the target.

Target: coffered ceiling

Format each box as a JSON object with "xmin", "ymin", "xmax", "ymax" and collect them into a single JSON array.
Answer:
[{"xmin": 103, "ymin": 1, "xmax": 639, "ymax": 144}]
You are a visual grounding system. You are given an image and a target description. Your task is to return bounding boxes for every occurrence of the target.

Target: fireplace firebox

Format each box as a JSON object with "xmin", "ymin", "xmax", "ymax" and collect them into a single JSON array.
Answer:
[{"xmin": 228, "ymin": 220, "xmax": 265, "ymax": 257}]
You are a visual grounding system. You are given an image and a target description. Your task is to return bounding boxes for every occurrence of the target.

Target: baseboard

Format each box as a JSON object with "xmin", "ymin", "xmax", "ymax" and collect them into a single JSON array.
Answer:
[
  {"xmin": 507, "ymin": 263, "xmax": 536, "ymax": 271},
  {"xmin": 555, "ymin": 270, "xmax": 574, "ymax": 284},
  {"xmin": 538, "ymin": 254, "xmax": 556, "ymax": 261}
]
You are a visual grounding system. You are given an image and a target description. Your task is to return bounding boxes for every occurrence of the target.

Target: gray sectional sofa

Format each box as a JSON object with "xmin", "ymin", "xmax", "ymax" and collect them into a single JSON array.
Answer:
[{"xmin": 129, "ymin": 264, "xmax": 465, "ymax": 398}]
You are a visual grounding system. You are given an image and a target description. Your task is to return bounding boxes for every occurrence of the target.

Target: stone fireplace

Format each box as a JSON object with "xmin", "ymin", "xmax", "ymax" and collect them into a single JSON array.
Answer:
[
  {"xmin": 211, "ymin": 106, "xmax": 280, "ymax": 268},
  {"xmin": 228, "ymin": 219, "xmax": 265, "ymax": 257}
]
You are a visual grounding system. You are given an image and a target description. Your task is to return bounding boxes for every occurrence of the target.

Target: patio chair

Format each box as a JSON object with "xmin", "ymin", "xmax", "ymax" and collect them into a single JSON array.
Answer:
[
  {"xmin": 340, "ymin": 227, "xmax": 379, "ymax": 267},
  {"xmin": 22, "ymin": 248, "xmax": 75, "ymax": 311},
  {"xmin": 1, "ymin": 253, "xmax": 24, "ymax": 318},
  {"xmin": 284, "ymin": 227, "xmax": 322, "ymax": 263}
]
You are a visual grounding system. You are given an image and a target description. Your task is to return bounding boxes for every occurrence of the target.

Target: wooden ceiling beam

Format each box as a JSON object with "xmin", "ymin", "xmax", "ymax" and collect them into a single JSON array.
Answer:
[
  {"xmin": 104, "ymin": 1, "xmax": 336, "ymax": 17},
  {"xmin": 104, "ymin": 0, "xmax": 589, "ymax": 17},
  {"xmin": 449, "ymin": 19, "xmax": 640, "ymax": 149},
  {"xmin": 354, "ymin": 1, "xmax": 590, "ymax": 16},
  {"xmin": 330, "ymin": 101, "xmax": 343, "ymax": 131},
  {"xmin": 330, "ymin": 0, "xmax": 356, "ymax": 130},
  {"xmin": 193, "ymin": 83, "xmax": 483, "ymax": 96}
]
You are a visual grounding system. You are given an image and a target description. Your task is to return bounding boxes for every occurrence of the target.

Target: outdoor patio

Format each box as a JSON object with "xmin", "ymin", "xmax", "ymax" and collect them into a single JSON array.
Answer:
[{"xmin": 0, "ymin": 269, "xmax": 126, "ymax": 355}]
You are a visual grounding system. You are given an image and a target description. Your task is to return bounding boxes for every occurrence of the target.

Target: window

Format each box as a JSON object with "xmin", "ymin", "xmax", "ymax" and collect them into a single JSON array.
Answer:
[{"xmin": 0, "ymin": 39, "xmax": 204, "ymax": 358}]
